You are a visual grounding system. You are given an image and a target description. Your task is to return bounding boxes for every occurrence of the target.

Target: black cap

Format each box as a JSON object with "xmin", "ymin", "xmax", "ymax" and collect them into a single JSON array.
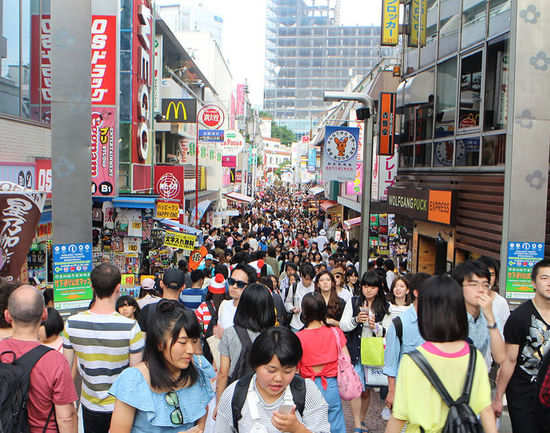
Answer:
[{"xmin": 162, "ymin": 268, "xmax": 185, "ymax": 290}]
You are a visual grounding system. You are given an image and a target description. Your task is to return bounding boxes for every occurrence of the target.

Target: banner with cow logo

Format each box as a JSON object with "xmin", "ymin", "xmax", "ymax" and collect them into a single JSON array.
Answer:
[
  {"xmin": 322, "ymin": 126, "xmax": 359, "ymax": 182},
  {"xmin": 0, "ymin": 182, "xmax": 46, "ymax": 281}
]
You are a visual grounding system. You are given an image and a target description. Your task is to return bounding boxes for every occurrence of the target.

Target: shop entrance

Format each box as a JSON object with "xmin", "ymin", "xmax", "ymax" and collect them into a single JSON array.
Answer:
[{"xmin": 417, "ymin": 235, "xmax": 448, "ymax": 275}]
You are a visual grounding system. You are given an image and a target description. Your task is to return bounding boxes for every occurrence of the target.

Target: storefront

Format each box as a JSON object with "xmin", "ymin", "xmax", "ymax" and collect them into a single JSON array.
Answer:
[{"xmin": 388, "ymin": 187, "xmax": 455, "ymax": 274}]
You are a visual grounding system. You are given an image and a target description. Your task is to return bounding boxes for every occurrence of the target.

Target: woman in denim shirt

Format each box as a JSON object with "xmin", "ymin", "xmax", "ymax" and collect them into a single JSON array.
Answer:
[{"xmin": 109, "ymin": 301, "xmax": 215, "ymax": 433}]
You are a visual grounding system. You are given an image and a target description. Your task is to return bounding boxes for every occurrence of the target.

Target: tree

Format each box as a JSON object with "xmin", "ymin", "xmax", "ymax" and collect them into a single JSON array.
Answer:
[
  {"xmin": 274, "ymin": 160, "xmax": 292, "ymax": 180},
  {"xmin": 271, "ymin": 123, "xmax": 296, "ymax": 145}
]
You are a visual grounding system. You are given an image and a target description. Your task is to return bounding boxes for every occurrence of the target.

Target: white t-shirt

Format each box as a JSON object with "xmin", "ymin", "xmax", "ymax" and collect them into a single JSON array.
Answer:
[
  {"xmin": 218, "ymin": 300, "xmax": 238, "ymax": 329},
  {"xmin": 337, "ymin": 287, "xmax": 352, "ymax": 304},
  {"xmin": 288, "ymin": 281, "xmax": 315, "ymax": 330}
]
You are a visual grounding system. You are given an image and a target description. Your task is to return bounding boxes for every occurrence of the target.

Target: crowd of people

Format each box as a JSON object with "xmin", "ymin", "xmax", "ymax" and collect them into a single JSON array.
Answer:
[{"xmin": 0, "ymin": 186, "xmax": 549, "ymax": 433}]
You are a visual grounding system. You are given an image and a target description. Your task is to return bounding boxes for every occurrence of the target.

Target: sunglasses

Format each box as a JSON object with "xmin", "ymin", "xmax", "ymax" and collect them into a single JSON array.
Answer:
[
  {"xmin": 165, "ymin": 391, "xmax": 183, "ymax": 425},
  {"xmin": 228, "ymin": 278, "xmax": 247, "ymax": 289}
]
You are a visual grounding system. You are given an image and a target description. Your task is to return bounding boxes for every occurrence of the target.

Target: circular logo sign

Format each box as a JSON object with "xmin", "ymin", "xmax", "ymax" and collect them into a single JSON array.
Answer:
[
  {"xmin": 200, "ymin": 105, "xmax": 224, "ymax": 129},
  {"xmin": 326, "ymin": 129, "xmax": 358, "ymax": 162},
  {"xmin": 157, "ymin": 173, "xmax": 180, "ymax": 199}
]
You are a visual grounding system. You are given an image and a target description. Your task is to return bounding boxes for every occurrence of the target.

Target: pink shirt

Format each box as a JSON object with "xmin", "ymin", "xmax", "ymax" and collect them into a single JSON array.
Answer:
[{"xmin": 0, "ymin": 339, "xmax": 78, "ymax": 433}]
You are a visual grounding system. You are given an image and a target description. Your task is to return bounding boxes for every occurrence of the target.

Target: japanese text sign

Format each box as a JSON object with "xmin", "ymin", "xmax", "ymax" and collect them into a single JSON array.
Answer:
[
  {"xmin": 53, "ymin": 242, "xmax": 93, "ymax": 311},
  {"xmin": 379, "ymin": 92, "xmax": 397, "ymax": 156},
  {"xmin": 91, "ymin": 16, "xmax": 117, "ymax": 106},
  {"xmin": 164, "ymin": 231, "xmax": 197, "ymax": 251},
  {"xmin": 381, "ymin": 0, "xmax": 400, "ymax": 46},
  {"xmin": 409, "ymin": 0, "xmax": 428, "ymax": 48},
  {"xmin": 156, "ymin": 201, "xmax": 179, "ymax": 220},
  {"xmin": 506, "ymin": 242, "xmax": 545, "ymax": 299}
]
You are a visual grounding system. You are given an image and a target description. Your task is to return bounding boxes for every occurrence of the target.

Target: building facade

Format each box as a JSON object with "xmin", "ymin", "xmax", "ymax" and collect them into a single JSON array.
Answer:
[{"xmin": 264, "ymin": 0, "xmax": 398, "ymax": 135}]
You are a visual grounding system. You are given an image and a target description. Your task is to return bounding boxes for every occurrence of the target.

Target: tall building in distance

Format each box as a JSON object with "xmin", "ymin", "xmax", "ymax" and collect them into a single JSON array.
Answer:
[{"xmin": 264, "ymin": 0, "xmax": 399, "ymax": 136}]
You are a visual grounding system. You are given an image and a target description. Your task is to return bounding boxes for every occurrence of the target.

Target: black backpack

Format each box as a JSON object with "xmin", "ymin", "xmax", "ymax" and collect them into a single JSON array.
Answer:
[
  {"xmin": 228, "ymin": 326, "xmax": 254, "ymax": 384},
  {"xmin": 393, "ymin": 316, "xmax": 403, "ymax": 346},
  {"xmin": 0, "ymin": 345, "xmax": 55, "ymax": 433},
  {"xmin": 231, "ymin": 373, "xmax": 306, "ymax": 433},
  {"xmin": 408, "ymin": 344, "xmax": 483, "ymax": 433}
]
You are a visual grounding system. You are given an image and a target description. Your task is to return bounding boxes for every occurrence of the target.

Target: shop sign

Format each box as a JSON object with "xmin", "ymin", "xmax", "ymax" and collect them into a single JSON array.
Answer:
[
  {"xmin": 378, "ymin": 92, "xmax": 397, "ymax": 156},
  {"xmin": 222, "ymin": 155, "xmax": 237, "ymax": 168},
  {"xmin": 163, "ymin": 230, "xmax": 196, "ymax": 250},
  {"xmin": 91, "ymin": 107, "xmax": 117, "ymax": 196},
  {"xmin": 223, "ymin": 130, "xmax": 245, "ymax": 152},
  {"xmin": 409, "ymin": 0, "xmax": 427, "ymax": 48},
  {"xmin": 91, "ymin": 16, "xmax": 117, "ymax": 106},
  {"xmin": 235, "ymin": 170, "xmax": 243, "ymax": 183},
  {"xmin": 154, "ymin": 166, "xmax": 184, "ymax": 204},
  {"xmin": 381, "ymin": 0, "xmax": 400, "ymax": 46},
  {"xmin": 156, "ymin": 201, "xmax": 179, "ymax": 220},
  {"xmin": 505, "ymin": 242, "xmax": 545, "ymax": 299},
  {"xmin": 0, "ymin": 163, "xmax": 35, "ymax": 189},
  {"xmin": 322, "ymin": 126, "xmax": 360, "ymax": 182},
  {"xmin": 199, "ymin": 129, "xmax": 224, "ymax": 142},
  {"xmin": 307, "ymin": 148, "xmax": 317, "ymax": 172},
  {"xmin": 160, "ymin": 99, "xmax": 197, "ymax": 123},
  {"xmin": 30, "ymin": 13, "xmax": 51, "ymax": 122},
  {"xmin": 52, "ymin": 242, "xmax": 93, "ymax": 311},
  {"xmin": 35, "ymin": 158, "xmax": 52, "ymax": 199},
  {"xmin": 0, "ymin": 185, "xmax": 46, "ymax": 281},
  {"xmin": 428, "ymin": 190, "xmax": 453, "ymax": 225},
  {"xmin": 346, "ymin": 162, "xmax": 362, "ymax": 195},
  {"xmin": 378, "ymin": 150, "xmax": 398, "ymax": 200},
  {"xmin": 199, "ymin": 104, "xmax": 224, "ymax": 129}
]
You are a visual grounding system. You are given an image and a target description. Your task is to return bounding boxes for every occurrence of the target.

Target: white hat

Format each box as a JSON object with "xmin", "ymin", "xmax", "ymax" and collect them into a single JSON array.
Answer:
[
  {"xmin": 319, "ymin": 229, "xmax": 327, "ymax": 235},
  {"xmin": 141, "ymin": 278, "xmax": 155, "ymax": 290}
]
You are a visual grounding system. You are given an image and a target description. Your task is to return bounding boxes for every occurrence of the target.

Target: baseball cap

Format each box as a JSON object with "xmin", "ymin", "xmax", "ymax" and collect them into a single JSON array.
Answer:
[
  {"xmin": 319, "ymin": 229, "xmax": 326, "ymax": 235},
  {"xmin": 261, "ymin": 236, "xmax": 266, "ymax": 241},
  {"xmin": 162, "ymin": 269, "xmax": 185, "ymax": 290},
  {"xmin": 209, "ymin": 273, "xmax": 226, "ymax": 295},
  {"xmin": 205, "ymin": 253, "xmax": 214, "ymax": 261},
  {"xmin": 141, "ymin": 278, "xmax": 155, "ymax": 290}
]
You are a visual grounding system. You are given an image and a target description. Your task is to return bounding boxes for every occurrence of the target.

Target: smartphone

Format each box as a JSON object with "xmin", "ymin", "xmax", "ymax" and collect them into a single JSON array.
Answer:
[{"xmin": 278, "ymin": 404, "xmax": 294, "ymax": 414}]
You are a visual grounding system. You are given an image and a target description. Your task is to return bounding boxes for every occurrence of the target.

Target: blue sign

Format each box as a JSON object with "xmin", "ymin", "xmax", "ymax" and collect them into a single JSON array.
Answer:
[
  {"xmin": 505, "ymin": 241, "xmax": 545, "ymax": 299},
  {"xmin": 307, "ymin": 148, "xmax": 317, "ymax": 172},
  {"xmin": 322, "ymin": 126, "xmax": 360, "ymax": 182},
  {"xmin": 199, "ymin": 129, "xmax": 224, "ymax": 142},
  {"xmin": 53, "ymin": 242, "xmax": 93, "ymax": 310}
]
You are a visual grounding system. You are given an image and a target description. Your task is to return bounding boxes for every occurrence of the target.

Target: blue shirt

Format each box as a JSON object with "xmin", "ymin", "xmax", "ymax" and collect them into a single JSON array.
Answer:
[
  {"xmin": 383, "ymin": 305, "xmax": 425, "ymax": 377},
  {"xmin": 179, "ymin": 288, "xmax": 207, "ymax": 310},
  {"xmin": 467, "ymin": 312, "xmax": 490, "ymax": 361}
]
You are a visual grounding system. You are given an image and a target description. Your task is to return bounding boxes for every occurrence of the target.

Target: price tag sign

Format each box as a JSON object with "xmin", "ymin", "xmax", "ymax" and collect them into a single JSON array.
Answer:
[{"xmin": 163, "ymin": 230, "xmax": 197, "ymax": 251}]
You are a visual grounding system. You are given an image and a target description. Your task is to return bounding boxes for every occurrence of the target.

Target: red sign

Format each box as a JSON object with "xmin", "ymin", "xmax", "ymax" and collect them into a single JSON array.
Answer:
[
  {"xmin": 222, "ymin": 155, "xmax": 237, "ymax": 168},
  {"xmin": 132, "ymin": 0, "xmax": 153, "ymax": 164},
  {"xmin": 235, "ymin": 170, "xmax": 243, "ymax": 183},
  {"xmin": 30, "ymin": 14, "xmax": 51, "ymax": 122},
  {"xmin": 154, "ymin": 166, "xmax": 184, "ymax": 205},
  {"xmin": 91, "ymin": 16, "xmax": 117, "ymax": 106},
  {"xmin": 91, "ymin": 107, "xmax": 117, "ymax": 196},
  {"xmin": 35, "ymin": 158, "xmax": 52, "ymax": 199},
  {"xmin": 200, "ymin": 105, "xmax": 224, "ymax": 129}
]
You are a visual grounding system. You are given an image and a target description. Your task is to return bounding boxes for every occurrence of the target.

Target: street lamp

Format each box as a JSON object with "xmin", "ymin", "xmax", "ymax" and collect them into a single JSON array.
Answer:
[{"xmin": 323, "ymin": 91, "xmax": 375, "ymax": 276}]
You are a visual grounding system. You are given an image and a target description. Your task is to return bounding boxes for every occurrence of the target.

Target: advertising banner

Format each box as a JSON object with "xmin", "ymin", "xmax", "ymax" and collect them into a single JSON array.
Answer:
[
  {"xmin": 381, "ymin": 0, "xmax": 400, "ymax": 46},
  {"xmin": 153, "ymin": 34, "xmax": 163, "ymax": 114},
  {"xmin": 53, "ymin": 242, "xmax": 93, "ymax": 310},
  {"xmin": 91, "ymin": 107, "xmax": 117, "ymax": 196},
  {"xmin": 379, "ymin": 92, "xmax": 397, "ymax": 156},
  {"xmin": 409, "ymin": 0, "xmax": 428, "ymax": 47},
  {"xmin": 35, "ymin": 158, "xmax": 52, "ymax": 199},
  {"xmin": 156, "ymin": 201, "xmax": 179, "ymax": 220},
  {"xmin": 154, "ymin": 166, "xmax": 185, "ymax": 205},
  {"xmin": 0, "ymin": 163, "xmax": 35, "ymax": 189},
  {"xmin": 164, "ymin": 231, "xmax": 197, "ymax": 250},
  {"xmin": 30, "ymin": 13, "xmax": 51, "ymax": 122},
  {"xmin": 378, "ymin": 151, "xmax": 398, "ymax": 201},
  {"xmin": 222, "ymin": 155, "xmax": 237, "ymax": 168},
  {"xmin": 0, "ymin": 183, "xmax": 46, "ymax": 281},
  {"xmin": 307, "ymin": 148, "xmax": 317, "ymax": 172},
  {"xmin": 346, "ymin": 162, "xmax": 363, "ymax": 195},
  {"xmin": 505, "ymin": 242, "xmax": 545, "ymax": 299},
  {"xmin": 91, "ymin": 15, "xmax": 117, "ymax": 106},
  {"xmin": 322, "ymin": 126, "xmax": 359, "ymax": 182}
]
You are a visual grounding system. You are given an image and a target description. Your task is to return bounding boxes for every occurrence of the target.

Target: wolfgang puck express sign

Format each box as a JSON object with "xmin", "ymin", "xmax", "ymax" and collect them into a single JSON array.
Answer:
[{"xmin": 388, "ymin": 188, "xmax": 453, "ymax": 225}]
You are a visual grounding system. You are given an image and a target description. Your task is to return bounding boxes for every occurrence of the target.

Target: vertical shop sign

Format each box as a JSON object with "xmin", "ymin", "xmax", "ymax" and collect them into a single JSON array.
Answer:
[
  {"xmin": 381, "ymin": 0, "xmax": 400, "ymax": 46},
  {"xmin": 153, "ymin": 35, "xmax": 163, "ymax": 114},
  {"xmin": 236, "ymin": 84, "xmax": 246, "ymax": 116},
  {"xmin": 378, "ymin": 150, "xmax": 398, "ymax": 201},
  {"xmin": 379, "ymin": 92, "xmax": 397, "ymax": 156},
  {"xmin": 91, "ymin": 14, "xmax": 117, "ymax": 197},
  {"xmin": 346, "ymin": 162, "xmax": 363, "ymax": 195},
  {"xmin": 35, "ymin": 158, "xmax": 52, "ymax": 199},
  {"xmin": 30, "ymin": 13, "xmax": 51, "ymax": 122},
  {"xmin": 308, "ymin": 148, "xmax": 317, "ymax": 172},
  {"xmin": 505, "ymin": 242, "xmax": 545, "ymax": 299},
  {"xmin": 409, "ymin": 0, "xmax": 428, "ymax": 48},
  {"xmin": 53, "ymin": 242, "xmax": 93, "ymax": 310},
  {"xmin": 154, "ymin": 166, "xmax": 184, "ymax": 205},
  {"xmin": 322, "ymin": 126, "xmax": 359, "ymax": 182}
]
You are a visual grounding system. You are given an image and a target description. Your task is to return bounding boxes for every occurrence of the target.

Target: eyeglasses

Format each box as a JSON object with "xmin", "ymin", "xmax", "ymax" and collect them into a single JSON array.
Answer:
[
  {"xmin": 228, "ymin": 278, "xmax": 247, "ymax": 289},
  {"xmin": 165, "ymin": 391, "xmax": 183, "ymax": 425}
]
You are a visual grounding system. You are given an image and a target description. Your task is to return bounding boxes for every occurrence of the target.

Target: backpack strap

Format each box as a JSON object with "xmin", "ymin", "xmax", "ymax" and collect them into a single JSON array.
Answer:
[
  {"xmin": 460, "ymin": 343, "xmax": 477, "ymax": 404},
  {"xmin": 16, "ymin": 344, "xmax": 53, "ymax": 374},
  {"xmin": 231, "ymin": 373, "xmax": 254, "ymax": 433},
  {"xmin": 408, "ymin": 349, "xmax": 455, "ymax": 407},
  {"xmin": 392, "ymin": 316, "xmax": 403, "ymax": 347},
  {"xmin": 289, "ymin": 374, "xmax": 306, "ymax": 417},
  {"xmin": 234, "ymin": 325, "xmax": 252, "ymax": 346}
]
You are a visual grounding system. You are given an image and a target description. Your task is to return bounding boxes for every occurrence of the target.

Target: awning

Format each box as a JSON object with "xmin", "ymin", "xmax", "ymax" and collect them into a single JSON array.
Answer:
[
  {"xmin": 224, "ymin": 192, "xmax": 254, "ymax": 204},
  {"xmin": 154, "ymin": 218, "xmax": 203, "ymax": 239},
  {"xmin": 396, "ymin": 70, "xmax": 435, "ymax": 109},
  {"xmin": 308, "ymin": 186, "xmax": 324, "ymax": 196},
  {"xmin": 190, "ymin": 200, "xmax": 213, "ymax": 223},
  {"xmin": 320, "ymin": 200, "xmax": 339, "ymax": 212},
  {"xmin": 112, "ymin": 196, "xmax": 156, "ymax": 209},
  {"xmin": 343, "ymin": 216, "xmax": 362, "ymax": 230}
]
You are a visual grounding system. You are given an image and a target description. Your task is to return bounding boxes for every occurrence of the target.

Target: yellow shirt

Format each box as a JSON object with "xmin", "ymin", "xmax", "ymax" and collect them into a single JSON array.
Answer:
[{"xmin": 392, "ymin": 342, "xmax": 491, "ymax": 433}]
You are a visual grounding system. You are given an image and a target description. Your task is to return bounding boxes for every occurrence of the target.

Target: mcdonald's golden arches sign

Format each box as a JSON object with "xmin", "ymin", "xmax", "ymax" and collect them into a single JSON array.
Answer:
[{"xmin": 160, "ymin": 99, "xmax": 197, "ymax": 123}]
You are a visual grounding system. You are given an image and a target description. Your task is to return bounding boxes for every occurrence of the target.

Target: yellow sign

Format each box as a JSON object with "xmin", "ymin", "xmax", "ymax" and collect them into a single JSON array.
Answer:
[
  {"xmin": 409, "ymin": 0, "xmax": 427, "ymax": 47},
  {"xmin": 121, "ymin": 274, "xmax": 135, "ymax": 289},
  {"xmin": 381, "ymin": 0, "xmax": 400, "ymax": 46},
  {"xmin": 164, "ymin": 230, "xmax": 197, "ymax": 251},
  {"xmin": 156, "ymin": 202, "xmax": 180, "ymax": 220}
]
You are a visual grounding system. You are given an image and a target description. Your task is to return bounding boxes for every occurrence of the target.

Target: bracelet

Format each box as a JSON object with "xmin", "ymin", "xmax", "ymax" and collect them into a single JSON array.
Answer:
[{"xmin": 487, "ymin": 322, "xmax": 498, "ymax": 329}]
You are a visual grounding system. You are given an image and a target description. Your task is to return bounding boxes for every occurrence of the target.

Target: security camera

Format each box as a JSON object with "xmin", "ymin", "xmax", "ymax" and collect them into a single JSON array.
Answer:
[{"xmin": 356, "ymin": 107, "xmax": 370, "ymax": 121}]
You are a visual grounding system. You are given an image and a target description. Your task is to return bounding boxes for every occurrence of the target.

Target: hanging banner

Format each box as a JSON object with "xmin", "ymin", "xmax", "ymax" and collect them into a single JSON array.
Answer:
[
  {"xmin": 381, "ymin": 0, "xmax": 400, "ymax": 46},
  {"xmin": 164, "ymin": 230, "xmax": 197, "ymax": 250},
  {"xmin": 379, "ymin": 92, "xmax": 397, "ymax": 156},
  {"xmin": 322, "ymin": 126, "xmax": 359, "ymax": 182},
  {"xmin": 154, "ymin": 165, "xmax": 184, "ymax": 204},
  {"xmin": 346, "ymin": 162, "xmax": 363, "ymax": 195},
  {"xmin": 378, "ymin": 151, "xmax": 398, "ymax": 201},
  {"xmin": 0, "ymin": 183, "xmax": 46, "ymax": 281},
  {"xmin": 409, "ymin": 0, "xmax": 428, "ymax": 48},
  {"xmin": 91, "ymin": 107, "xmax": 117, "ymax": 196},
  {"xmin": 308, "ymin": 148, "xmax": 317, "ymax": 172}
]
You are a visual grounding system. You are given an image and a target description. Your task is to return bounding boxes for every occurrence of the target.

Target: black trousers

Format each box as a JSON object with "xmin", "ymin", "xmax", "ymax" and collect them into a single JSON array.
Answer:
[
  {"xmin": 507, "ymin": 384, "xmax": 550, "ymax": 433},
  {"xmin": 82, "ymin": 406, "xmax": 112, "ymax": 433}
]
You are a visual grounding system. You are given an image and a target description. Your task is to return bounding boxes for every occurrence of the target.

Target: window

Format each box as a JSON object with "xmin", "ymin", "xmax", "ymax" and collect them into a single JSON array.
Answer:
[
  {"xmin": 455, "ymin": 137, "xmax": 480, "ymax": 166},
  {"xmin": 484, "ymin": 39, "xmax": 509, "ymax": 131},
  {"xmin": 415, "ymin": 142, "xmax": 432, "ymax": 167},
  {"xmin": 433, "ymin": 140, "xmax": 454, "ymax": 166},
  {"xmin": 482, "ymin": 134, "xmax": 506, "ymax": 165},
  {"xmin": 462, "ymin": 0, "xmax": 487, "ymax": 48},
  {"xmin": 439, "ymin": 0, "xmax": 460, "ymax": 57},
  {"xmin": 399, "ymin": 144, "xmax": 414, "ymax": 168},
  {"xmin": 435, "ymin": 57, "xmax": 457, "ymax": 137},
  {"xmin": 420, "ymin": 0, "xmax": 439, "ymax": 67},
  {"xmin": 489, "ymin": 0, "xmax": 511, "ymax": 36},
  {"xmin": 459, "ymin": 52, "xmax": 482, "ymax": 129},
  {"xmin": 414, "ymin": 69, "xmax": 435, "ymax": 141},
  {"xmin": 0, "ymin": 0, "xmax": 21, "ymax": 117},
  {"xmin": 400, "ymin": 106, "xmax": 415, "ymax": 144}
]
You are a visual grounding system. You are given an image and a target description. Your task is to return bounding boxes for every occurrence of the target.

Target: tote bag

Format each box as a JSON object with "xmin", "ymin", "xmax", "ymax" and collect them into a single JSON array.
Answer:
[
  {"xmin": 360, "ymin": 336, "xmax": 384, "ymax": 366},
  {"xmin": 331, "ymin": 327, "xmax": 362, "ymax": 400}
]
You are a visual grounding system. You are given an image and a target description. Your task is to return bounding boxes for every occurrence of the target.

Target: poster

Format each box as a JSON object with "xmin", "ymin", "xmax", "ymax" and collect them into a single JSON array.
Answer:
[
  {"xmin": 505, "ymin": 242, "xmax": 545, "ymax": 299},
  {"xmin": 53, "ymin": 242, "xmax": 93, "ymax": 310},
  {"xmin": 322, "ymin": 126, "xmax": 359, "ymax": 182},
  {"xmin": 91, "ymin": 107, "xmax": 117, "ymax": 196},
  {"xmin": 164, "ymin": 231, "xmax": 197, "ymax": 250}
]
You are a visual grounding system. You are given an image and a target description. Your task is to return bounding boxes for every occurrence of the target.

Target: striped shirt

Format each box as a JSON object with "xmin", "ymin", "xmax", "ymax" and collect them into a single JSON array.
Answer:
[
  {"xmin": 62, "ymin": 311, "xmax": 144, "ymax": 412},
  {"xmin": 179, "ymin": 287, "xmax": 207, "ymax": 310}
]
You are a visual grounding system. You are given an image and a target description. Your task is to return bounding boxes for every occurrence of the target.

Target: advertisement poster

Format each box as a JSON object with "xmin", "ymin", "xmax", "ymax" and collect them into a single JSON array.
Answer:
[
  {"xmin": 378, "ymin": 150, "xmax": 398, "ymax": 201},
  {"xmin": 91, "ymin": 107, "xmax": 117, "ymax": 196},
  {"xmin": 0, "ymin": 163, "xmax": 35, "ymax": 189},
  {"xmin": 346, "ymin": 162, "xmax": 363, "ymax": 195},
  {"xmin": 505, "ymin": 242, "xmax": 545, "ymax": 299},
  {"xmin": 35, "ymin": 158, "xmax": 52, "ymax": 198},
  {"xmin": 53, "ymin": 242, "xmax": 93, "ymax": 310},
  {"xmin": 322, "ymin": 126, "xmax": 359, "ymax": 182},
  {"xmin": 156, "ymin": 201, "xmax": 179, "ymax": 220},
  {"xmin": 164, "ymin": 231, "xmax": 197, "ymax": 250}
]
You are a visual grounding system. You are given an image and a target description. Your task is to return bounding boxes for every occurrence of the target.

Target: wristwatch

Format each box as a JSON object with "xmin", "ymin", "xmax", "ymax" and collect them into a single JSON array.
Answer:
[{"xmin": 487, "ymin": 322, "xmax": 498, "ymax": 329}]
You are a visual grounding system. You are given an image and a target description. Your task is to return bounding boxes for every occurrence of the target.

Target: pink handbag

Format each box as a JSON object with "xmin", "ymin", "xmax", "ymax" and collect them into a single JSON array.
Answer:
[{"xmin": 331, "ymin": 327, "xmax": 363, "ymax": 400}]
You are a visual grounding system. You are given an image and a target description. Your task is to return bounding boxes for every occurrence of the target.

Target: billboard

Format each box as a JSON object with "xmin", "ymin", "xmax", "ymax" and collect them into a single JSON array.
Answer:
[
  {"xmin": 409, "ymin": 0, "xmax": 428, "ymax": 47},
  {"xmin": 381, "ymin": 0, "xmax": 400, "ymax": 46}
]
